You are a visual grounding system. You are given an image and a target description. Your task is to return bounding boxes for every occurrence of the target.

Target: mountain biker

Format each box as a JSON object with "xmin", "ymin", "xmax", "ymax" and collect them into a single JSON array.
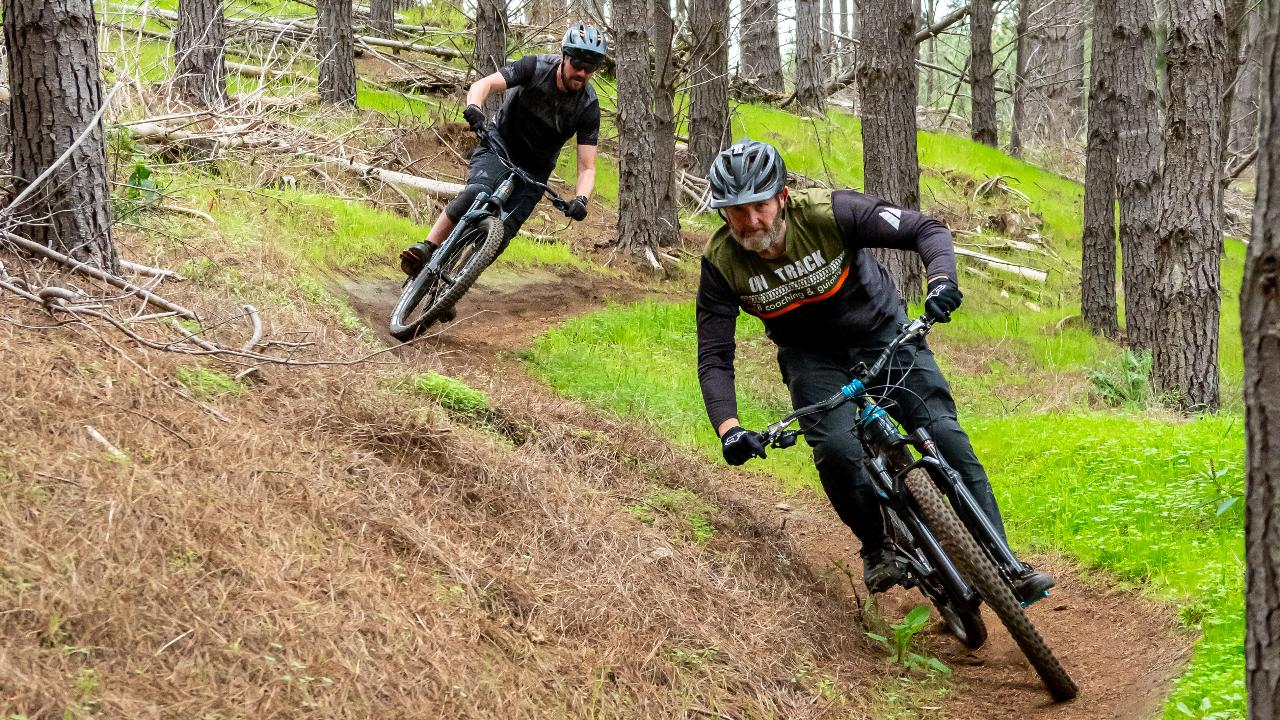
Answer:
[
  {"xmin": 398, "ymin": 22, "xmax": 605, "ymax": 304},
  {"xmin": 695, "ymin": 138, "xmax": 1054, "ymax": 602}
]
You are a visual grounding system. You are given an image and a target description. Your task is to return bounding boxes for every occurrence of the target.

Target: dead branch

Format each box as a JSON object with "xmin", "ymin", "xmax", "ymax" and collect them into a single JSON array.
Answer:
[
  {"xmin": 242, "ymin": 304, "xmax": 264, "ymax": 351},
  {"xmin": 955, "ymin": 247, "xmax": 1048, "ymax": 282}
]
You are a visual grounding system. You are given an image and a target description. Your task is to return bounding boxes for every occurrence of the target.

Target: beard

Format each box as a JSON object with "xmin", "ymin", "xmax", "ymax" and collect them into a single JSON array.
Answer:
[{"xmin": 731, "ymin": 210, "xmax": 785, "ymax": 253}]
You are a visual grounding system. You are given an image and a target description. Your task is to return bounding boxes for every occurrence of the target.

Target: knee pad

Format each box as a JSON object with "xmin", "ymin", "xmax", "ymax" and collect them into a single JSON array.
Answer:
[{"xmin": 444, "ymin": 184, "xmax": 487, "ymax": 222}]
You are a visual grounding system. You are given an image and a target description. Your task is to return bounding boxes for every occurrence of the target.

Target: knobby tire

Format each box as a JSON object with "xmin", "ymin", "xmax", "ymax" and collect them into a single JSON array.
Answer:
[
  {"xmin": 885, "ymin": 507, "xmax": 987, "ymax": 648},
  {"xmin": 389, "ymin": 215, "xmax": 504, "ymax": 341},
  {"xmin": 904, "ymin": 469, "xmax": 1079, "ymax": 701}
]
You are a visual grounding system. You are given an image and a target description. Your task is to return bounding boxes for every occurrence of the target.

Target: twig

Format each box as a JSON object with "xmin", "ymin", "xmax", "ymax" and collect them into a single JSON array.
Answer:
[
  {"xmin": 242, "ymin": 304, "xmax": 263, "ymax": 351},
  {"xmin": 85, "ymin": 424, "xmax": 128, "ymax": 460}
]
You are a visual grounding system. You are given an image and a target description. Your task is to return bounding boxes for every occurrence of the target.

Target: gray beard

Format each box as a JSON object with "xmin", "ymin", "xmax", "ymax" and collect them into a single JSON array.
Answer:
[{"xmin": 731, "ymin": 213, "xmax": 785, "ymax": 253}]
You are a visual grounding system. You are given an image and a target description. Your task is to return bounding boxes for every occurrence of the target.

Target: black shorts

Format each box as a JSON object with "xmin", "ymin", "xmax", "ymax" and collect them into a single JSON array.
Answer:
[{"xmin": 444, "ymin": 146, "xmax": 549, "ymax": 248}]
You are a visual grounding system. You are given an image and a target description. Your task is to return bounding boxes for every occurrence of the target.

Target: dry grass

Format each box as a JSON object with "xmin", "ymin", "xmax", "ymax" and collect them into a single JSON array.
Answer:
[{"xmin": 0, "ymin": 243, "xmax": 892, "ymax": 719}]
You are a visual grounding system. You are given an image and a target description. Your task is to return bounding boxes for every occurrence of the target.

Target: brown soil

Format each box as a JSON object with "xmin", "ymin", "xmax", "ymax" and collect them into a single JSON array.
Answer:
[{"xmin": 338, "ymin": 266, "xmax": 1193, "ymax": 720}]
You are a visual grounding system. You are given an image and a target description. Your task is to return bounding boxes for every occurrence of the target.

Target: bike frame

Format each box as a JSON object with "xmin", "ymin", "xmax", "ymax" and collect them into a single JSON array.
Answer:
[
  {"xmin": 763, "ymin": 317, "xmax": 1033, "ymax": 608},
  {"xmin": 422, "ymin": 130, "xmax": 569, "ymax": 277}
]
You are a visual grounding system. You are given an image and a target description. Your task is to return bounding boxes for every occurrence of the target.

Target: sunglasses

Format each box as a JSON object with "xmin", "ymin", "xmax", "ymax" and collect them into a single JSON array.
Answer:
[{"xmin": 566, "ymin": 55, "xmax": 600, "ymax": 73}]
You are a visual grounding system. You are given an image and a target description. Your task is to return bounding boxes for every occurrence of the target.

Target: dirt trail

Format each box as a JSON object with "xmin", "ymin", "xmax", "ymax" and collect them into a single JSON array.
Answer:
[{"xmin": 339, "ymin": 268, "xmax": 1192, "ymax": 720}]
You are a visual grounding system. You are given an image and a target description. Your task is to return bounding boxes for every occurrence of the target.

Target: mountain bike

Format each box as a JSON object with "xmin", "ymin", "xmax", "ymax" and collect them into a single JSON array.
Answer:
[
  {"xmin": 389, "ymin": 128, "xmax": 573, "ymax": 341},
  {"xmin": 759, "ymin": 315, "xmax": 1078, "ymax": 701}
]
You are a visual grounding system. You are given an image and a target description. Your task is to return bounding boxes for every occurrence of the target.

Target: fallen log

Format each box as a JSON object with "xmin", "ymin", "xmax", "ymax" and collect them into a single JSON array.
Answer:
[{"xmin": 955, "ymin": 247, "xmax": 1048, "ymax": 283}]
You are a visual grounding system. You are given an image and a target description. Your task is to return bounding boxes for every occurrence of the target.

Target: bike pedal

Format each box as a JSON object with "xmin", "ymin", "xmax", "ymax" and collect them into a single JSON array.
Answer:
[{"xmin": 1019, "ymin": 589, "xmax": 1049, "ymax": 608}]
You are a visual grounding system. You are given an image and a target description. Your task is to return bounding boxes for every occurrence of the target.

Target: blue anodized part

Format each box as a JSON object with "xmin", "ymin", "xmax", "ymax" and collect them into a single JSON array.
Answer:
[
  {"xmin": 859, "ymin": 403, "xmax": 889, "ymax": 427},
  {"xmin": 840, "ymin": 378, "xmax": 865, "ymax": 398}
]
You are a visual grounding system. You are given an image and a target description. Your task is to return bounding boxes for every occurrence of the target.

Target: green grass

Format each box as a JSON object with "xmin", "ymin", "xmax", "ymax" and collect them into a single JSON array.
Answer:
[
  {"xmin": 525, "ymin": 296, "xmax": 1246, "ymax": 718},
  {"xmin": 405, "ymin": 372, "xmax": 489, "ymax": 416},
  {"xmin": 175, "ymin": 366, "xmax": 247, "ymax": 400}
]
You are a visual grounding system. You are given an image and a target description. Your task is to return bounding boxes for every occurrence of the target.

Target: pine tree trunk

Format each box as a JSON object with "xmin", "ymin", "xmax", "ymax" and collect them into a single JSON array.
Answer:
[
  {"xmin": 688, "ymin": 0, "xmax": 730, "ymax": 176},
  {"xmin": 840, "ymin": 0, "xmax": 851, "ymax": 74},
  {"xmin": 1216, "ymin": 0, "xmax": 1250, "ymax": 221},
  {"xmin": 1151, "ymin": 0, "xmax": 1226, "ymax": 412},
  {"xmin": 4, "ymin": 0, "xmax": 117, "ymax": 272},
  {"xmin": 472, "ymin": 0, "xmax": 508, "ymax": 115},
  {"xmin": 1080, "ymin": 0, "xmax": 1118, "ymax": 337},
  {"xmin": 795, "ymin": 0, "xmax": 827, "ymax": 113},
  {"xmin": 969, "ymin": 0, "xmax": 997, "ymax": 145},
  {"xmin": 175, "ymin": 0, "xmax": 228, "ymax": 107},
  {"xmin": 1022, "ymin": 0, "xmax": 1087, "ymax": 141},
  {"xmin": 739, "ymin": 0, "xmax": 784, "ymax": 92},
  {"xmin": 1228, "ymin": 9, "xmax": 1260, "ymax": 157},
  {"xmin": 526, "ymin": 0, "xmax": 561, "ymax": 28},
  {"xmin": 1244, "ymin": 0, "xmax": 1280, "ymax": 709},
  {"xmin": 614, "ymin": 0, "xmax": 663, "ymax": 261},
  {"xmin": 1114, "ymin": 0, "xmax": 1161, "ymax": 352},
  {"xmin": 370, "ymin": 0, "xmax": 396, "ymax": 35},
  {"xmin": 1009, "ymin": 0, "xmax": 1031, "ymax": 155},
  {"xmin": 857, "ymin": 0, "xmax": 923, "ymax": 301},
  {"xmin": 653, "ymin": 0, "xmax": 681, "ymax": 247},
  {"xmin": 317, "ymin": 0, "xmax": 357, "ymax": 106}
]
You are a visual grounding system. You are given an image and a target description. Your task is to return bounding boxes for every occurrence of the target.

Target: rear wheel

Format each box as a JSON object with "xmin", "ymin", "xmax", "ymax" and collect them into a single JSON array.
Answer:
[
  {"xmin": 905, "ymin": 469, "xmax": 1078, "ymax": 701},
  {"xmin": 388, "ymin": 215, "xmax": 504, "ymax": 341}
]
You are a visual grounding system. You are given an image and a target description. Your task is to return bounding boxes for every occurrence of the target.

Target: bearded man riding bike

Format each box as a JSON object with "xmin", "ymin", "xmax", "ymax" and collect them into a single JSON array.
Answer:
[
  {"xmin": 695, "ymin": 138, "xmax": 1054, "ymax": 601},
  {"xmin": 399, "ymin": 23, "xmax": 606, "ymax": 308}
]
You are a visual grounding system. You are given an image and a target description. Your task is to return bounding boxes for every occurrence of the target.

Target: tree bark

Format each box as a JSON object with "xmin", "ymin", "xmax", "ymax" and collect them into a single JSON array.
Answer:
[
  {"xmin": 1151, "ymin": 0, "xmax": 1226, "ymax": 412},
  {"xmin": 653, "ymin": 0, "xmax": 681, "ymax": 247},
  {"xmin": 317, "ymin": 0, "xmax": 358, "ymax": 106},
  {"xmin": 739, "ymin": 0, "xmax": 784, "ymax": 92},
  {"xmin": 840, "ymin": 0, "xmax": 851, "ymax": 74},
  {"xmin": 856, "ymin": 0, "xmax": 923, "ymax": 301},
  {"xmin": 1020, "ymin": 0, "xmax": 1087, "ymax": 141},
  {"xmin": 370, "ymin": 0, "xmax": 396, "ymax": 35},
  {"xmin": 795, "ymin": 0, "xmax": 827, "ymax": 113},
  {"xmin": 1216, "ymin": 0, "xmax": 1251, "ymax": 220},
  {"xmin": 1009, "ymin": 0, "xmax": 1031, "ymax": 155},
  {"xmin": 969, "ymin": 0, "xmax": 997, "ymax": 145},
  {"xmin": 1114, "ymin": 0, "xmax": 1161, "ymax": 352},
  {"xmin": 688, "ymin": 0, "xmax": 731, "ymax": 176},
  {"xmin": 175, "ymin": 0, "xmax": 228, "ymax": 107},
  {"xmin": 472, "ymin": 0, "xmax": 508, "ymax": 115},
  {"xmin": 1244, "ymin": 0, "xmax": 1280, "ymax": 710},
  {"xmin": 1080, "ymin": 0, "xmax": 1118, "ymax": 337},
  {"xmin": 614, "ymin": 0, "xmax": 663, "ymax": 261},
  {"xmin": 526, "ymin": 0, "xmax": 561, "ymax": 28},
  {"xmin": 4, "ymin": 0, "xmax": 117, "ymax": 272}
]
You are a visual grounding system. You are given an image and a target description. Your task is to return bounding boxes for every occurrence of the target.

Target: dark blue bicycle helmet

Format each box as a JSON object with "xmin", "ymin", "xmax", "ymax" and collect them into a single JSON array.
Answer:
[
  {"xmin": 562, "ymin": 22, "xmax": 607, "ymax": 64},
  {"xmin": 707, "ymin": 138, "xmax": 787, "ymax": 208}
]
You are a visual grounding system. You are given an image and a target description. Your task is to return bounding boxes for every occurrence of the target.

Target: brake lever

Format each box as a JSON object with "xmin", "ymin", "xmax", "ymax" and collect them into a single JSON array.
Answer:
[{"xmin": 773, "ymin": 430, "xmax": 800, "ymax": 449}]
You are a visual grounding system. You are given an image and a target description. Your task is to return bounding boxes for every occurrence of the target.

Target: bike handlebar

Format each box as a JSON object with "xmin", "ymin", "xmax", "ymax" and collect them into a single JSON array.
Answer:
[
  {"xmin": 760, "ymin": 315, "xmax": 936, "ymax": 446},
  {"xmin": 475, "ymin": 128, "xmax": 573, "ymax": 214}
]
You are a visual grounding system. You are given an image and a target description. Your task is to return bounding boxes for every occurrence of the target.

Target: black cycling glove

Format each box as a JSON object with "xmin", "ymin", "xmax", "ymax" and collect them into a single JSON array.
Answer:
[
  {"xmin": 463, "ymin": 104, "xmax": 486, "ymax": 134},
  {"xmin": 924, "ymin": 277, "xmax": 963, "ymax": 323},
  {"xmin": 565, "ymin": 195, "xmax": 589, "ymax": 221},
  {"xmin": 721, "ymin": 426, "xmax": 767, "ymax": 466}
]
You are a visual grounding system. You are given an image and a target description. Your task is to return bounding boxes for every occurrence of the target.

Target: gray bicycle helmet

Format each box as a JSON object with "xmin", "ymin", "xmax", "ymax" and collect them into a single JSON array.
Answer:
[
  {"xmin": 562, "ymin": 22, "xmax": 607, "ymax": 63},
  {"xmin": 707, "ymin": 138, "xmax": 787, "ymax": 208}
]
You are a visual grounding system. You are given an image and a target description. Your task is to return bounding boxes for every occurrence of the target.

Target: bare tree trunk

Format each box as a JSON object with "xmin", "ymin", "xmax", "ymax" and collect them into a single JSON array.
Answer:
[
  {"xmin": 840, "ymin": 0, "xmax": 851, "ymax": 74},
  {"xmin": 1022, "ymin": 0, "xmax": 1087, "ymax": 141},
  {"xmin": 1114, "ymin": 0, "xmax": 1161, "ymax": 352},
  {"xmin": 614, "ymin": 0, "xmax": 663, "ymax": 262},
  {"xmin": 739, "ymin": 0, "xmax": 784, "ymax": 92},
  {"xmin": 472, "ymin": 0, "xmax": 508, "ymax": 115},
  {"xmin": 370, "ymin": 0, "xmax": 396, "ymax": 34},
  {"xmin": 526, "ymin": 0, "xmax": 561, "ymax": 27},
  {"xmin": 1244, "ymin": 0, "xmax": 1280, "ymax": 710},
  {"xmin": 653, "ymin": 0, "xmax": 681, "ymax": 247},
  {"xmin": 921, "ymin": 0, "xmax": 936, "ymax": 106},
  {"xmin": 795, "ymin": 0, "xmax": 827, "ymax": 113},
  {"xmin": 1229, "ymin": 9, "xmax": 1261, "ymax": 157},
  {"xmin": 1009, "ymin": 0, "xmax": 1031, "ymax": 155},
  {"xmin": 857, "ymin": 0, "xmax": 923, "ymax": 301},
  {"xmin": 688, "ymin": 0, "xmax": 731, "ymax": 176},
  {"xmin": 969, "ymin": 0, "xmax": 997, "ymax": 145},
  {"xmin": 317, "ymin": 0, "xmax": 358, "ymax": 106},
  {"xmin": 1151, "ymin": 0, "xmax": 1226, "ymax": 412},
  {"xmin": 1216, "ymin": 0, "xmax": 1251, "ymax": 220},
  {"xmin": 175, "ymin": 0, "xmax": 228, "ymax": 107},
  {"xmin": 822, "ymin": 0, "xmax": 833, "ymax": 62},
  {"xmin": 4, "ymin": 0, "xmax": 117, "ymax": 272},
  {"xmin": 1080, "ymin": 0, "xmax": 1118, "ymax": 337}
]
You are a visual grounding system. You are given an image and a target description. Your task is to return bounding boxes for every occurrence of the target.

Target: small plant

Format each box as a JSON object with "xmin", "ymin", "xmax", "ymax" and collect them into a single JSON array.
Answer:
[
  {"xmin": 177, "ymin": 366, "xmax": 247, "ymax": 400},
  {"xmin": 410, "ymin": 372, "xmax": 489, "ymax": 417},
  {"xmin": 668, "ymin": 645, "xmax": 718, "ymax": 670},
  {"xmin": 627, "ymin": 488, "xmax": 716, "ymax": 544},
  {"xmin": 866, "ymin": 605, "xmax": 950, "ymax": 674},
  {"xmin": 1087, "ymin": 349, "xmax": 1153, "ymax": 408}
]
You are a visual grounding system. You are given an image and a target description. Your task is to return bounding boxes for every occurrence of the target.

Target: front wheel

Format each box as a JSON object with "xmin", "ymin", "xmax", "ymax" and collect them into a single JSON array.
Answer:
[
  {"xmin": 388, "ymin": 215, "xmax": 504, "ymax": 341},
  {"xmin": 905, "ymin": 469, "xmax": 1078, "ymax": 701}
]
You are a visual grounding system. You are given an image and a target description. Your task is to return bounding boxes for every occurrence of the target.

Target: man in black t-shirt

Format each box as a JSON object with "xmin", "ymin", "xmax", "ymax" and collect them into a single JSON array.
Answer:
[{"xmin": 399, "ymin": 23, "xmax": 606, "ymax": 282}]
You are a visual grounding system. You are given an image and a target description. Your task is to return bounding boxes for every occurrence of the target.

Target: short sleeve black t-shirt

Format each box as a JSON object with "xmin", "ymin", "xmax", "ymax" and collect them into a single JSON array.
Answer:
[{"xmin": 496, "ymin": 54, "xmax": 600, "ymax": 175}]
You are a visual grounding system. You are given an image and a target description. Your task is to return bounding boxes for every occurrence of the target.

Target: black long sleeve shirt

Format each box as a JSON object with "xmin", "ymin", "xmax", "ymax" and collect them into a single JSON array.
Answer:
[{"xmin": 695, "ymin": 188, "xmax": 959, "ymax": 430}]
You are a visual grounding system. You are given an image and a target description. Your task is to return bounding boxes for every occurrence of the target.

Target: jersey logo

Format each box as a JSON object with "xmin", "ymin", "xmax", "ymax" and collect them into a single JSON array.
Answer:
[
  {"xmin": 878, "ymin": 207, "xmax": 902, "ymax": 230},
  {"xmin": 747, "ymin": 274, "xmax": 769, "ymax": 293},
  {"xmin": 771, "ymin": 249, "xmax": 826, "ymax": 282}
]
